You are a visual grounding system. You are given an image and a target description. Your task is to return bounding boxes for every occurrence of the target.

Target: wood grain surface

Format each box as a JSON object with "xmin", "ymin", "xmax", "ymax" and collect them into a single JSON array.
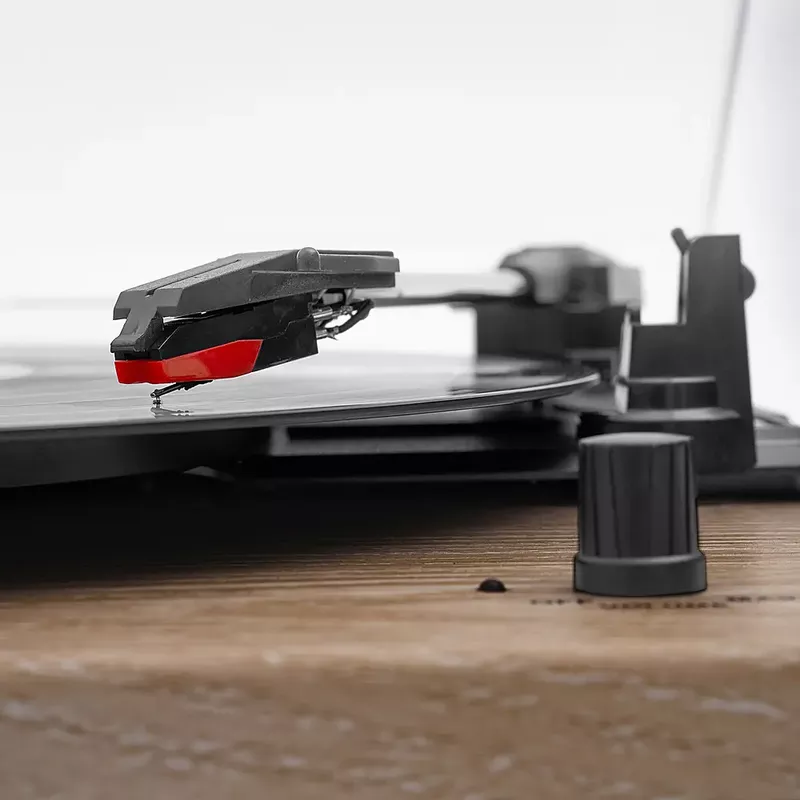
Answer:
[{"xmin": 1, "ymin": 478, "xmax": 799, "ymax": 800}]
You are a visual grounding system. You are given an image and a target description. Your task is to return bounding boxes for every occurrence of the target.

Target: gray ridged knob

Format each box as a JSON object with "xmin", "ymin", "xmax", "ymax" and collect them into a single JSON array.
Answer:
[{"xmin": 573, "ymin": 432, "xmax": 707, "ymax": 597}]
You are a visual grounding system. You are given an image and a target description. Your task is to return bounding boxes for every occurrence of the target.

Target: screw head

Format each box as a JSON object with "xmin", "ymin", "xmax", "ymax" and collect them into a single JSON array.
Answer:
[{"xmin": 477, "ymin": 578, "xmax": 507, "ymax": 593}]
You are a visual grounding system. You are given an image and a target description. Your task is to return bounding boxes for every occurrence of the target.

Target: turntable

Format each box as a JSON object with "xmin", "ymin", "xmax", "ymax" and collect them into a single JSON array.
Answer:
[{"xmin": 1, "ymin": 229, "xmax": 798, "ymax": 493}]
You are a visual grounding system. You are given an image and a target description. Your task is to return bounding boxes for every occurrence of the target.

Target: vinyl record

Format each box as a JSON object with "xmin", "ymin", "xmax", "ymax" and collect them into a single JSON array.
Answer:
[{"xmin": 0, "ymin": 346, "xmax": 597, "ymax": 487}]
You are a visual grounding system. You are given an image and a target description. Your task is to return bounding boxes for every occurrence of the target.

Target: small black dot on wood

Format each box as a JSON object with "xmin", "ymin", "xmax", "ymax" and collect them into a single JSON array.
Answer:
[{"xmin": 477, "ymin": 578, "xmax": 507, "ymax": 593}]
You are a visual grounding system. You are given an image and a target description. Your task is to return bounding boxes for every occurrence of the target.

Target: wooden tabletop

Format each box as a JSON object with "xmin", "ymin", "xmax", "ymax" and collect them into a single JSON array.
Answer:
[{"xmin": 1, "ymin": 478, "xmax": 799, "ymax": 799}]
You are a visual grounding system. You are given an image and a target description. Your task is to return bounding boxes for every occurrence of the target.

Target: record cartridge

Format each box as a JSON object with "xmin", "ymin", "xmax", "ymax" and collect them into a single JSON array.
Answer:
[{"xmin": 110, "ymin": 248, "xmax": 400, "ymax": 401}]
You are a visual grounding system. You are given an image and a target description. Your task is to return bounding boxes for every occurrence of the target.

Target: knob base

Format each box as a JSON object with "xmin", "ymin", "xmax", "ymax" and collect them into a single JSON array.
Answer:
[{"xmin": 574, "ymin": 552, "xmax": 707, "ymax": 597}]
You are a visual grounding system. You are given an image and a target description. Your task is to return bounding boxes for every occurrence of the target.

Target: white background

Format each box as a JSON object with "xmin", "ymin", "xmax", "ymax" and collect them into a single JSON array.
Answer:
[{"xmin": 1, "ymin": 0, "xmax": 796, "ymax": 415}]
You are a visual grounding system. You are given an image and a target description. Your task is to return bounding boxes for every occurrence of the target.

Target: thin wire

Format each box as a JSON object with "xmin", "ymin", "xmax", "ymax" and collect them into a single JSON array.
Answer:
[{"xmin": 705, "ymin": 0, "xmax": 751, "ymax": 230}]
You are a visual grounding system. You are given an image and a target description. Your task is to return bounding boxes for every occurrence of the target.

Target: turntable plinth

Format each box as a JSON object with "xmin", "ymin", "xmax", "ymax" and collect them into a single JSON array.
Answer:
[{"xmin": 0, "ymin": 484, "xmax": 798, "ymax": 799}]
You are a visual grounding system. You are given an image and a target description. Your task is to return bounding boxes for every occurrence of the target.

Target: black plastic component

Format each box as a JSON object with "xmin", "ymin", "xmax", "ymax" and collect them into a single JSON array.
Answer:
[
  {"xmin": 220, "ymin": 402, "xmax": 800, "ymax": 491},
  {"xmin": 573, "ymin": 432, "xmax": 707, "ymax": 597},
  {"xmin": 477, "ymin": 304, "xmax": 635, "ymax": 374},
  {"xmin": 117, "ymin": 295, "xmax": 318, "ymax": 367},
  {"xmin": 496, "ymin": 246, "xmax": 641, "ymax": 308},
  {"xmin": 623, "ymin": 375, "xmax": 718, "ymax": 410},
  {"xmin": 111, "ymin": 249, "xmax": 399, "ymax": 357},
  {"xmin": 476, "ymin": 246, "xmax": 642, "ymax": 379},
  {"xmin": 579, "ymin": 232, "xmax": 756, "ymax": 474},
  {"xmin": 671, "ymin": 227, "xmax": 755, "ymax": 301}
]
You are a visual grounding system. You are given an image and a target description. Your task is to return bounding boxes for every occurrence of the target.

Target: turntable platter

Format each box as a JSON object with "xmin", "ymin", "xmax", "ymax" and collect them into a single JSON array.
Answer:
[{"xmin": 0, "ymin": 347, "xmax": 597, "ymax": 487}]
